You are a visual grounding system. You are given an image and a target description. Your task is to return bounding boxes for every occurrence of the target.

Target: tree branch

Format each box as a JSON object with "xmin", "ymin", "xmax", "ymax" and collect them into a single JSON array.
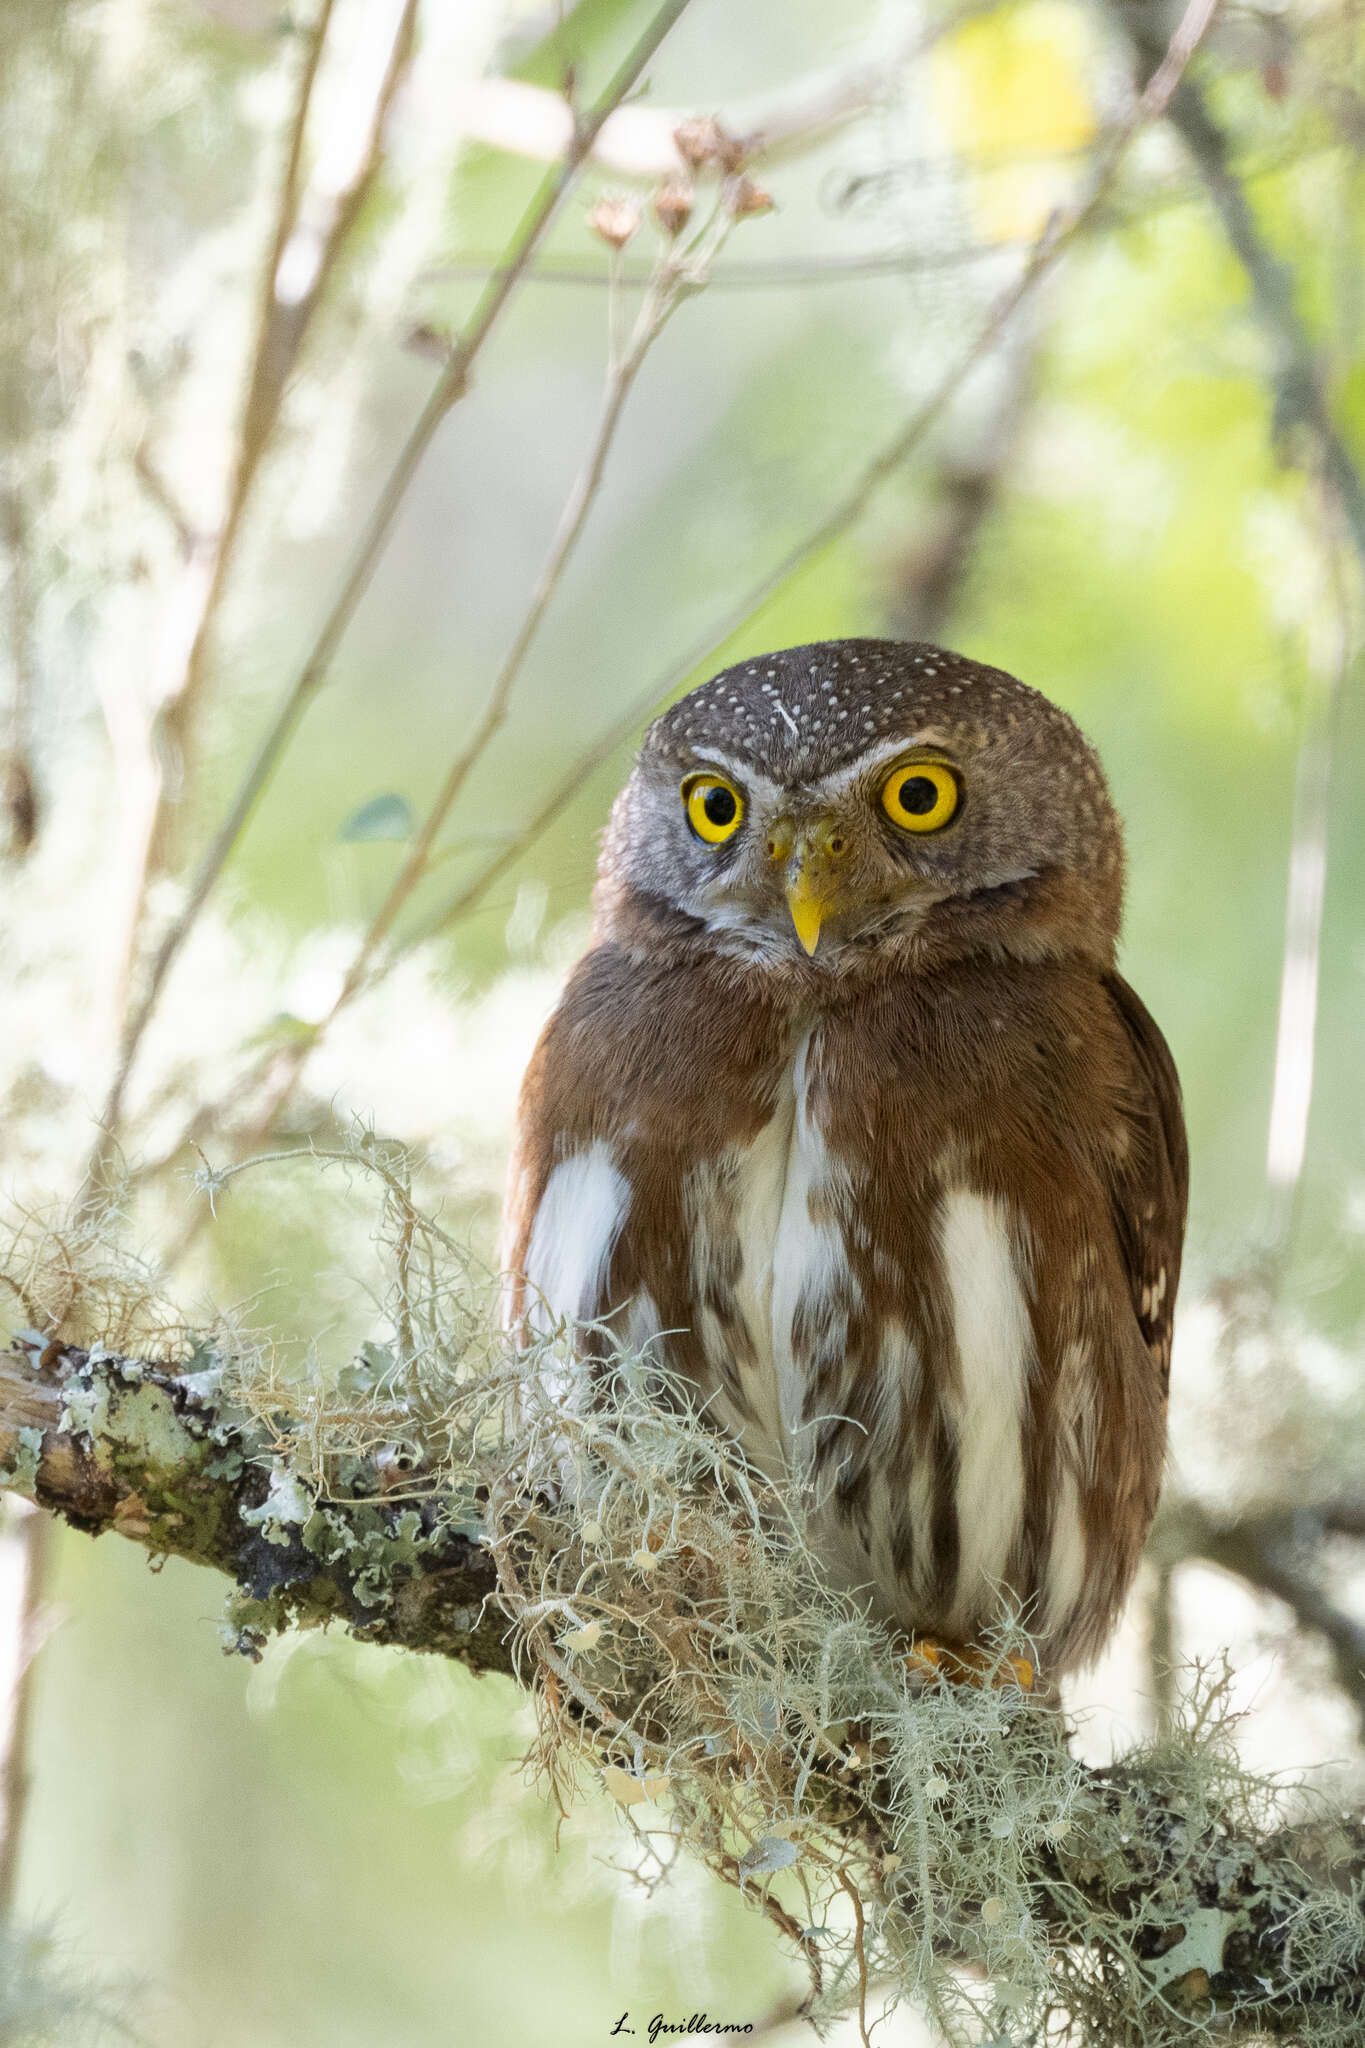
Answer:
[
  {"xmin": 0, "ymin": 1340, "xmax": 510, "ymax": 1678},
  {"xmin": 2, "ymin": 1334, "xmax": 1363, "ymax": 2033}
]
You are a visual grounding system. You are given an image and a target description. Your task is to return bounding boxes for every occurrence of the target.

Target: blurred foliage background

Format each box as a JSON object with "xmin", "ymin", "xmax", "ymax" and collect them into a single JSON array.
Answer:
[{"xmin": 1, "ymin": 0, "xmax": 1364, "ymax": 2040}]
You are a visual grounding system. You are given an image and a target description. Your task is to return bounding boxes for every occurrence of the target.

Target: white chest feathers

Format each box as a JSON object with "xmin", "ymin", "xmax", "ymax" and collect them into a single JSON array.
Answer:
[
  {"xmin": 519, "ymin": 1140, "xmax": 631, "ymax": 1337},
  {"xmin": 682, "ymin": 1032, "xmax": 861, "ymax": 1476}
]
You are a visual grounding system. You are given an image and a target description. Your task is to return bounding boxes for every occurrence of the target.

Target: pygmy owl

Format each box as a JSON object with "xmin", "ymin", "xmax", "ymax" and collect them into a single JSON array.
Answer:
[{"xmin": 503, "ymin": 640, "xmax": 1187, "ymax": 1675}]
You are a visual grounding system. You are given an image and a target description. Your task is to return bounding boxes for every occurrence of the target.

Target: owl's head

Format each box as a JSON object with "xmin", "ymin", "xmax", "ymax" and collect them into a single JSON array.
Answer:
[{"xmin": 597, "ymin": 640, "xmax": 1124, "ymax": 975}]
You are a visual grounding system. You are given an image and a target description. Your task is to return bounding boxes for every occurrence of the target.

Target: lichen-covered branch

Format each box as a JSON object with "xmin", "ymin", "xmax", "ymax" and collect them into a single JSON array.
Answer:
[
  {"xmin": 2, "ymin": 1335, "xmax": 1363, "ymax": 2042},
  {"xmin": 0, "ymin": 1339, "xmax": 509, "ymax": 1677}
]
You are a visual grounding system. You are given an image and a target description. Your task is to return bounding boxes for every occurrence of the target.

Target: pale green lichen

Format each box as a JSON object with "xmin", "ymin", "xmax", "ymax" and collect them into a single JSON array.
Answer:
[
  {"xmin": 240, "ymin": 1461, "xmax": 314, "ymax": 1545},
  {"xmin": 299, "ymin": 1502, "xmax": 436, "ymax": 1606},
  {"xmin": 0, "ymin": 1426, "xmax": 43, "ymax": 1494},
  {"xmin": 58, "ymin": 1366, "xmax": 204, "ymax": 1479}
]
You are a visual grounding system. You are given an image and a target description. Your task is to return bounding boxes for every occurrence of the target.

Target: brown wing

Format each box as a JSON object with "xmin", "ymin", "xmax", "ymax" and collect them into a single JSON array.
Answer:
[{"xmin": 1101, "ymin": 972, "xmax": 1189, "ymax": 1397}]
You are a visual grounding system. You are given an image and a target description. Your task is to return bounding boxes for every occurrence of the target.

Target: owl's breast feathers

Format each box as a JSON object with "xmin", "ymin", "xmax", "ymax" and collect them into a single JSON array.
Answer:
[{"xmin": 503, "ymin": 945, "xmax": 1186, "ymax": 1672}]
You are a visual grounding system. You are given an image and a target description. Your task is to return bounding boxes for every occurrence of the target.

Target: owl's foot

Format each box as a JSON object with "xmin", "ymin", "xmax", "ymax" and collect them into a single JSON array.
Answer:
[{"xmin": 903, "ymin": 1640, "xmax": 1034, "ymax": 1692}]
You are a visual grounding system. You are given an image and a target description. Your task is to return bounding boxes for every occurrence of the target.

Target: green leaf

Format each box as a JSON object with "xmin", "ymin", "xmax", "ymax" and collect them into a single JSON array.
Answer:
[{"xmin": 339, "ymin": 793, "xmax": 414, "ymax": 843}]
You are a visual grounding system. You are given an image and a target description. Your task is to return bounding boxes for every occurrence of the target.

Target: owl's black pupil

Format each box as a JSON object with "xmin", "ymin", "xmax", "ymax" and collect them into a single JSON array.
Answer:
[
  {"xmin": 898, "ymin": 775, "xmax": 938, "ymax": 814},
  {"xmin": 703, "ymin": 785, "xmax": 737, "ymax": 827}
]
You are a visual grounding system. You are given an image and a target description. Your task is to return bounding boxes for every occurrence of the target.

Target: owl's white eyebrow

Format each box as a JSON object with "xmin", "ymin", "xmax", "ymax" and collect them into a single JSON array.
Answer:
[
  {"xmin": 688, "ymin": 744, "xmax": 749, "ymax": 773},
  {"xmin": 809, "ymin": 731, "xmax": 958, "ymax": 798},
  {"xmin": 684, "ymin": 746, "xmax": 788, "ymax": 808}
]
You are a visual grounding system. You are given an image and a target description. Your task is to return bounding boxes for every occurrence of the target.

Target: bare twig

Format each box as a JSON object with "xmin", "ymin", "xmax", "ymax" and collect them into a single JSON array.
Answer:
[
  {"xmin": 1144, "ymin": 1556, "xmax": 1178, "ymax": 1737},
  {"xmin": 104, "ymin": 0, "xmax": 417, "ymax": 1036},
  {"xmin": 422, "ymin": 130, "xmax": 1346, "ymax": 297},
  {"xmin": 146, "ymin": 208, "xmax": 739, "ymax": 1266},
  {"xmin": 1111, "ymin": 9, "xmax": 1365, "ymax": 1279},
  {"xmin": 86, "ymin": 0, "xmax": 693, "ymax": 1185},
  {"xmin": 327, "ymin": 224, "xmax": 726, "ymax": 999}
]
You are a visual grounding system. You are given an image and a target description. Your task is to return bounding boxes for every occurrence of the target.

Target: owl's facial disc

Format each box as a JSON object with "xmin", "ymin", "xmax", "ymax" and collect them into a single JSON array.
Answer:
[{"xmin": 673, "ymin": 743, "xmax": 964, "ymax": 960}]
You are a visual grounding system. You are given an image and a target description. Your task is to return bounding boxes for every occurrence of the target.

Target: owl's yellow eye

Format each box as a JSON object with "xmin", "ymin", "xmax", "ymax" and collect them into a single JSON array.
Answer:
[
  {"xmin": 683, "ymin": 773, "xmax": 745, "ymax": 845},
  {"xmin": 880, "ymin": 760, "xmax": 959, "ymax": 834}
]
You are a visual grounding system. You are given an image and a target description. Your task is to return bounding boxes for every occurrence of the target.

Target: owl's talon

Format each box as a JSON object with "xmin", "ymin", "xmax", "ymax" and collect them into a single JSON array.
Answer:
[
  {"xmin": 903, "ymin": 1641, "xmax": 1035, "ymax": 1692},
  {"xmin": 902, "ymin": 1638, "xmax": 953, "ymax": 1684},
  {"xmin": 999, "ymin": 1653, "xmax": 1035, "ymax": 1692}
]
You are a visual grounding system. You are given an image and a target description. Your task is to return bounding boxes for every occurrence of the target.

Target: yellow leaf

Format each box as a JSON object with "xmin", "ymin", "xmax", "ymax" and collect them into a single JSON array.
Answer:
[
  {"xmin": 602, "ymin": 1766, "xmax": 648, "ymax": 1806},
  {"xmin": 602, "ymin": 1765, "xmax": 670, "ymax": 1806}
]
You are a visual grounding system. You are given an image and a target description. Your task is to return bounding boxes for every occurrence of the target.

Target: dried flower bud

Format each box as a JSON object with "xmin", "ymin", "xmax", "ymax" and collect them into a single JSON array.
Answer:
[
  {"xmin": 652, "ymin": 176, "xmax": 695, "ymax": 239},
  {"xmin": 673, "ymin": 114, "xmax": 723, "ymax": 168},
  {"xmin": 728, "ymin": 173, "xmax": 775, "ymax": 220},
  {"xmin": 714, "ymin": 125, "xmax": 750, "ymax": 174},
  {"xmin": 588, "ymin": 195, "xmax": 642, "ymax": 250}
]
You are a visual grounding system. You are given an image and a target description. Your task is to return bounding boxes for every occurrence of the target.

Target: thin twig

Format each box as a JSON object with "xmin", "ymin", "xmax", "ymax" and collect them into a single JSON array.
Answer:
[
  {"xmin": 424, "ymin": 129, "xmax": 1341, "ymax": 294},
  {"xmin": 323, "ymin": 234, "xmax": 715, "ymax": 1000},
  {"xmin": 1113, "ymin": 9, "xmax": 1365, "ymax": 1282},
  {"xmin": 887, "ymin": 315, "xmax": 1040, "ymax": 643},
  {"xmin": 103, "ymin": 0, "xmax": 340, "ymax": 1027},
  {"xmin": 838, "ymin": 1867, "xmax": 874, "ymax": 2048},
  {"xmin": 104, "ymin": 0, "xmax": 420, "ymax": 1043},
  {"xmin": 1144, "ymin": 1557, "xmax": 1178, "ymax": 1738},
  {"xmin": 86, "ymin": 0, "xmax": 693, "ymax": 1186}
]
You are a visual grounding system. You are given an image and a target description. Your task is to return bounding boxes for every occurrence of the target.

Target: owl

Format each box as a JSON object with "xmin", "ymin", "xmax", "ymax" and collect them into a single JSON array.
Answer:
[{"xmin": 502, "ymin": 639, "xmax": 1187, "ymax": 1676}]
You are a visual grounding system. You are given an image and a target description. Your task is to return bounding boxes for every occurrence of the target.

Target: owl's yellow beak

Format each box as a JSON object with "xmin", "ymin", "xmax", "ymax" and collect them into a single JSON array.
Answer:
[
  {"xmin": 786, "ymin": 869, "xmax": 828, "ymax": 956},
  {"xmin": 782, "ymin": 818, "xmax": 848, "ymax": 957}
]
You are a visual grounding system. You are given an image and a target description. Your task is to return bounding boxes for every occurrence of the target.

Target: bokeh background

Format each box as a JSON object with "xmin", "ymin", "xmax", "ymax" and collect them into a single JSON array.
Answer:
[{"xmin": 1, "ymin": 0, "xmax": 1364, "ymax": 2041}]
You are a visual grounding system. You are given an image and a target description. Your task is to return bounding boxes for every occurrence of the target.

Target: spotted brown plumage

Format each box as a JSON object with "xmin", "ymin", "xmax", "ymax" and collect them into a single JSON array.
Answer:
[{"xmin": 502, "ymin": 640, "xmax": 1188, "ymax": 1674}]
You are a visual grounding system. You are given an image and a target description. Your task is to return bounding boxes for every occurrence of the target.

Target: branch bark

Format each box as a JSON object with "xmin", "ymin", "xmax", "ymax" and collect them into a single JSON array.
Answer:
[
  {"xmin": 0, "ymin": 1340, "xmax": 510, "ymax": 1677},
  {"xmin": 2, "ymin": 1335, "xmax": 1363, "ymax": 2034}
]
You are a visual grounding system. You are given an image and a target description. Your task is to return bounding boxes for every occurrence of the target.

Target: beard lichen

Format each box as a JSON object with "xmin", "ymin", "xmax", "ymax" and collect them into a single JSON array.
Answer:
[{"xmin": 3, "ymin": 1161, "xmax": 1364, "ymax": 2046}]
